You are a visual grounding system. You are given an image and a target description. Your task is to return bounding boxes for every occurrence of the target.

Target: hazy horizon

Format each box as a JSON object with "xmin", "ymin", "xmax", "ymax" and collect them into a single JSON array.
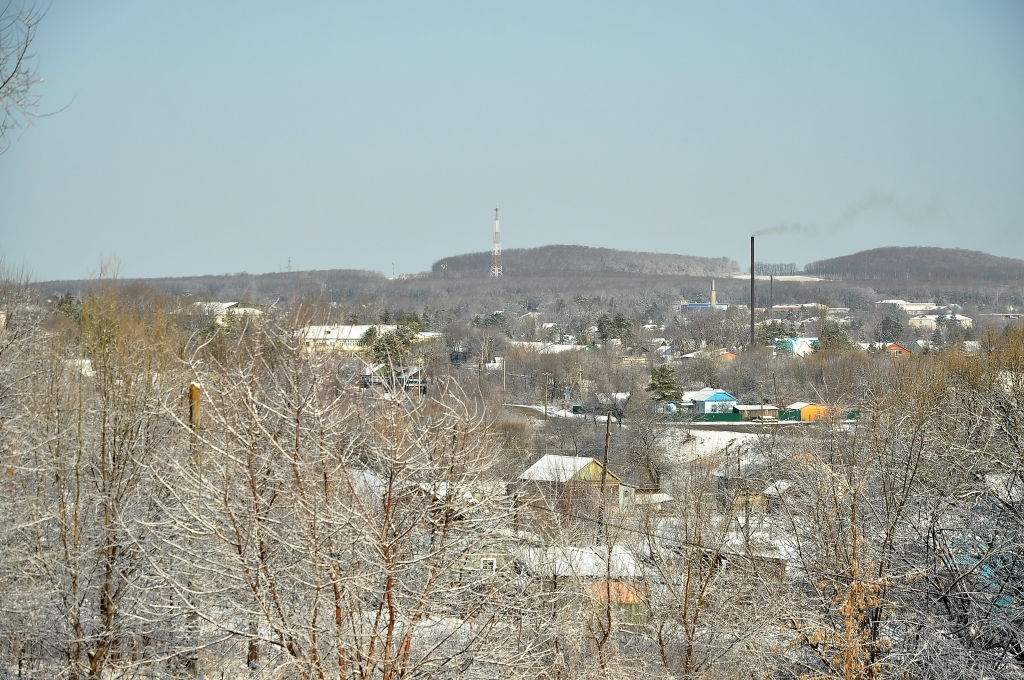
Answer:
[{"xmin": 2, "ymin": 1, "xmax": 1023, "ymax": 281}]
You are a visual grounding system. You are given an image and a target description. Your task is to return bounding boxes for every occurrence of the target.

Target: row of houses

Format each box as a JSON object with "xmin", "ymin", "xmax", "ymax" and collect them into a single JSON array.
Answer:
[{"xmin": 674, "ymin": 388, "xmax": 832, "ymax": 421}]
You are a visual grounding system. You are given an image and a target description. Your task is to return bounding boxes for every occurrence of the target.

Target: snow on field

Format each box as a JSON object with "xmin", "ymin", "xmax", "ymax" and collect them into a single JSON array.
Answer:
[
  {"xmin": 660, "ymin": 427, "xmax": 758, "ymax": 463},
  {"xmin": 508, "ymin": 404, "xmax": 618, "ymax": 423},
  {"xmin": 726, "ymin": 273, "xmax": 823, "ymax": 282}
]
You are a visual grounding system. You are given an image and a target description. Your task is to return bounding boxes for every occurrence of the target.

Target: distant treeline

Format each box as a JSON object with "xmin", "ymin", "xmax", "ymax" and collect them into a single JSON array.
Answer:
[
  {"xmin": 34, "ymin": 246, "xmax": 1024, "ymax": 322},
  {"xmin": 433, "ymin": 245, "xmax": 739, "ymax": 278},
  {"xmin": 754, "ymin": 262, "xmax": 798, "ymax": 276},
  {"xmin": 36, "ymin": 268, "xmax": 385, "ymax": 302},
  {"xmin": 805, "ymin": 246, "xmax": 1024, "ymax": 281}
]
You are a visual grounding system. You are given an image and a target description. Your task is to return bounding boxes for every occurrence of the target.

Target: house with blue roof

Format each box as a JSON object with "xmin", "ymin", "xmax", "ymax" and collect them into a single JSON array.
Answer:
[{"xmin": 681, "ymin": 388, "xmax": 738, "ymax": 414}]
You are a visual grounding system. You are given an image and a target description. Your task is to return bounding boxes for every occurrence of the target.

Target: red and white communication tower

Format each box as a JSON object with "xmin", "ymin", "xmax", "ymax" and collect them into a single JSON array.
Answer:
[{"xmin": 490, "ymin": 205, "xmax": 502, "ymax": 277}]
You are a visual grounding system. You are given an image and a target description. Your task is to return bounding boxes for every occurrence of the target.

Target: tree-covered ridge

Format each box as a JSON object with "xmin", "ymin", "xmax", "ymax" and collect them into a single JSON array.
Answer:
[
  {"xmin": 805, "ymin": 246, "xmax": 1024, "ymax": 281},
  {"xmin": 433, "ymin": 245, "xmax": 739, "ymax": 278},
  {"xmin": 36, "ymin": 268, "xmax": 386, "ymax": 302}
]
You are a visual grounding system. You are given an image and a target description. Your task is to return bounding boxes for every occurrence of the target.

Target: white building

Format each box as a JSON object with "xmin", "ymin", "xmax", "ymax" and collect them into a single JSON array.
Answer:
[
  {"xmin": 196, "ymin": 301, "xmax": 264, "ymax": 325},
  {"xmin": 300, "ymin": 325, "xmax": 441, "ymax": 353},
  {"xmin": 908, "ymin": 314, "xmax": 973, "ymax": 330},
  {"xmin": 876, "ymin": 299, "xmax": 944, "ymax": 314}
]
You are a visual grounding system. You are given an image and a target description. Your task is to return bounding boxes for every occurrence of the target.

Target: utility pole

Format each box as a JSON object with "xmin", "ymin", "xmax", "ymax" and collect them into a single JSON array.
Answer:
[
  {"xmin": 542, "ymin": 372, "xmax": 550, "ymax": 419},
  {"xmin": 750, "ymin": 236, "xmax": 755, "ymax": 347},
  {"xmin": 597, "ymin": 410, "xmax": 612, "ymax": 544}
]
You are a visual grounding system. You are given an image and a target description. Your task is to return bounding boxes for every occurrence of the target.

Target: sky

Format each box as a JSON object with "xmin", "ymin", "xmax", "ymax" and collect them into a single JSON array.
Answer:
[{"xmin": 1, "ymin": 1, "xmax": 1023, "ymax": 281}]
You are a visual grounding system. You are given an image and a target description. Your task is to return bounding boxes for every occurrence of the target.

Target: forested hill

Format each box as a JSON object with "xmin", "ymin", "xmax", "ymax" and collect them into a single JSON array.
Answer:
[
  {"xmin": 804, "ymin": 247, "xmax": 1024, "ymax": 281},
  {"xmin": 432, "ymin": 245, "xmax": 739, "ymax": 278},
  {"xmin": 36, "ymin": 268, "xmax": 385, "ymax": 301}
]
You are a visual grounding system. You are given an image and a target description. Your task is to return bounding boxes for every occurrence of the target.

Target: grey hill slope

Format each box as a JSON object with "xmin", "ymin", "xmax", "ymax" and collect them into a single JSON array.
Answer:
[
  {"xmin": 805, "ymin": 246, "xmax": 1024, "ymax": 281},
  {"xmin": 433, "ymin": 245, "xmax": 739, "ymax": 278}
]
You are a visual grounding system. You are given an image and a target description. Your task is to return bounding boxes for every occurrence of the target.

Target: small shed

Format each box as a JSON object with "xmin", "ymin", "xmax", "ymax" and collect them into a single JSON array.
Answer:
[
  {"xmin": 786, "ymin": 402, "xmax": 829, "ymax": 422},
  {"xmin": 735, "ymin": 404, "xmax": 779, "ymax": 421}
]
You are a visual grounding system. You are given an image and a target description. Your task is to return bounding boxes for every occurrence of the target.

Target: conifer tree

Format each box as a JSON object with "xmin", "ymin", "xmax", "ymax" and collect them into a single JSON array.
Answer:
[{"xmin": 646, "ymin": 364, "xmax": 682, "ymax": 403}]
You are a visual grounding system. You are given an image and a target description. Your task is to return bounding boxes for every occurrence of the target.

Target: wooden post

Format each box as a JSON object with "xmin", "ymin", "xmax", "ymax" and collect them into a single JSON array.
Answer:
[{"xmin": 188, "ymin": 382, "xmax": 201, "ymax": 430}]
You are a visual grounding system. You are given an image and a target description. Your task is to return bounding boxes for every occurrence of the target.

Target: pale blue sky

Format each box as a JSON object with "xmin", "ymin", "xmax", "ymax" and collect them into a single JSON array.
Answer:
[{"xmin": 1, "ymin": 1, "xmax": 1022, "ymax": 280}]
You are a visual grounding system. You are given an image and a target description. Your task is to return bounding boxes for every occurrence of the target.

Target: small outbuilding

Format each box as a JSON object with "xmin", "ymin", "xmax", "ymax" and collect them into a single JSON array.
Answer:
[
  {"xmin": 786, "ymin": 402, "xmax": 829, "ymax": 422},
  {"xmin": 735, "ymin": 404, "xmax": 780, "ymax": 421}
]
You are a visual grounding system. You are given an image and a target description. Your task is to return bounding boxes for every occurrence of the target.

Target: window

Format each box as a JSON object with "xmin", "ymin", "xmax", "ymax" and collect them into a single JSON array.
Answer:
[{"xmin": 480, "ymin": 558, "xmax": 497, "ymax": 572}]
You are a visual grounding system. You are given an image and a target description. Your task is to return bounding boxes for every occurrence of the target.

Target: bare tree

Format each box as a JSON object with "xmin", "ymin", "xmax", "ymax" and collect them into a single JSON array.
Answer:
[
  {"xmin": 0, "ymin": 1, "xmax": 44, "ymax": 154},
  {"xmin": 0, "ymin": 279, "xmax": 190, "ymax": 679},
  {"xmin": 152, "ymin": 319, "xmax": 554, "ymax": 678}
]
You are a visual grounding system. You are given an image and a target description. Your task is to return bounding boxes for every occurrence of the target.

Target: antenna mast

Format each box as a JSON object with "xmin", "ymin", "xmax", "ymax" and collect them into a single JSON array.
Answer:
[{"xmin": 491, "ymin": 205, "xmax": 502, "ymax": 277}]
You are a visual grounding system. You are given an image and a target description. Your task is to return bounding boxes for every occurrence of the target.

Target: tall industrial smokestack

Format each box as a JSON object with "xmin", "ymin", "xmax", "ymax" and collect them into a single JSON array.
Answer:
[
  {"xmin": 750, "ymin": 237, "xmax": 755, "ymax": 346},
  {"xmin": 711, "ymin": 279, "xmax": 717, "ymax": 309},
  {"xmin": 490, "ymin": 205, "xmax": 502, "ymax": 277}
]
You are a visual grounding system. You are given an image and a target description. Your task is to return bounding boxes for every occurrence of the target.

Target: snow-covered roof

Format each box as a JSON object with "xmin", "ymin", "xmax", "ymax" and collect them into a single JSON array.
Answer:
[
  {"xmin": 787, "ymin": 401, "xmax": 813, "ymax": 410},
  {"xmin": 735, "ymin": 404, "xmax": 779, "ymax": 411},
  {"xmin": 510, "ymin": 341, "xmax": 585, "ymax": 354},
  {"xmin": 985, "ymin": 473, "xmax": 1023, "ymax": 504},
  {"xmin": 303, "ymin": 324, "xmax": 396, "ymax": 341},
  {"xmin": 519, "ymin": 455, "xmax": 595, "ymax": 483},
  {"xmin": 347, "ymin": 468, "xmax": 385, "ymax": 500},
  {"xmin": 680, "ymin": 347, "xmax": 733, "ymax": 359},
  {"xmin": 763, "ymin": 480, "xmax": 794, "ymax": 497},
  {"xmin": 596, "ymin": 392, "xmax": 631, "ymax": 404},
  {"xmin": 196, "ymin": 301, "xmax": 264, "ymax": 316},
  {"xmin": 682, "ymin": 388, "xmax": 737, "ymax": 402},
  {"xmin": 631, "ymin": 492, "xmax": 673, "ymax": 505},
  {"xmin": 518, "ymin": 545, "xmax": 641, "ymax": 579},
  {"xmin": 910, "ymin": 314, "xmax": 972, "ymax": 321}
]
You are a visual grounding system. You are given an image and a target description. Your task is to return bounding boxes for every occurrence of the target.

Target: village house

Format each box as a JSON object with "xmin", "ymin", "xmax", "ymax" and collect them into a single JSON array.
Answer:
[
  {"xmin": 679, "ymin": 347, "xmax": 737, "ymax": 361},
  {"xmin": 195, "ymin": 301, "xmax": 265, "ymax": 325},
  {"xmin": 515, "ymin": 454, "xmax": 622, "ymax": 515},
  {"xmin": 681, "ymin": 388, "xmax": 738, "ymax": 414},
  {"xmin": 774, "ymin": 337, "xmax": 818, "ymax": 357},
  {"xmin": 884, "ymin": 342, "xmax": 914, "ymax": 357}
]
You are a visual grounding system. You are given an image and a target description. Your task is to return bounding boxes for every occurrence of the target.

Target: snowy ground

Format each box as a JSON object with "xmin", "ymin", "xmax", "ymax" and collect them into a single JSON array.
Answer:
[
  {"xmin": 507, "ymin": 404, "xmax": 757, "ymax": 462},
  {"xmin": 507, "ymin": 404, "xmax": 618, "ymax": 423},
  {"xmin": 659, "ymin": 427, "xmax": 758, "ymax": 463},
  {"xmin": 726, "ymin": 273, "xmax": 824, "ymax": 282}
]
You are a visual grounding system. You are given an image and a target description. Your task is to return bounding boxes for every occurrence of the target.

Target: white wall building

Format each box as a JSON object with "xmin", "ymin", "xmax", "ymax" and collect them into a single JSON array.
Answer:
[{"xmin": 908, "ymin": 314, "xmax": 973, "ymax": 330}]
